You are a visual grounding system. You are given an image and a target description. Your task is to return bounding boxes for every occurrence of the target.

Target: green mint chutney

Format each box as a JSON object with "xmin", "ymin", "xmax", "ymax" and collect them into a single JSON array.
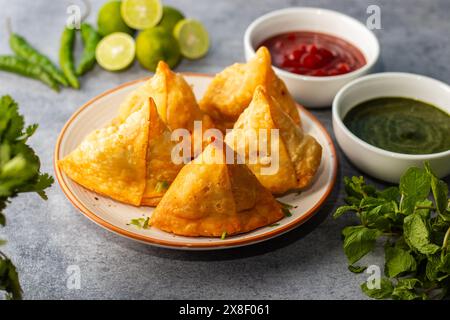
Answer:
[{"xmin": 343, "ymin": 97, "xmax": 450, "ymax": 155}]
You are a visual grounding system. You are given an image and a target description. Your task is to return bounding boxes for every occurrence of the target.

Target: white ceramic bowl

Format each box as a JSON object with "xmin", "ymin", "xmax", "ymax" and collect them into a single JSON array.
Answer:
[
  {"xmin": 244, "ymin": 7, "xmax": 380, "ymax": 108},
  {"xmin": 333, "ymin": 72, "xmax": 450, "ymax": 183}
]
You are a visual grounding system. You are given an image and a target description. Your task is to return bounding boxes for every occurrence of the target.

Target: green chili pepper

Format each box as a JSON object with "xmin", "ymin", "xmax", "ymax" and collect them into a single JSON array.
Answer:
[
  {"xmin": 76, "ymin": 23, "xmax": 102, "ymax": 76},
  {"xmin": 9, "ymin": 33, "xmax": 68, "ymax": 87},
  {"xmin": 59, "ymin": 27, "xmax": 79, "ymax": 89},
  {"xmin": 0, "ymin": 55, "xmax": 59, "ymax": 91}
]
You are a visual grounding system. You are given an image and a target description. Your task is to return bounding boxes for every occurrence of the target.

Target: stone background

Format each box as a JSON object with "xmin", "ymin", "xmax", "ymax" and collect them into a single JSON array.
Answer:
[{"xmin": 0, "ymin": 0, "xmax": 448, "ymax": 299}]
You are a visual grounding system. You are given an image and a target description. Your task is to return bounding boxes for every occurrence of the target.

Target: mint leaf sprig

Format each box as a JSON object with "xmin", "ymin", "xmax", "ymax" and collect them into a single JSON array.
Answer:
[{"xmin": 334, "ymin": 162, "xmax": 450, "ymax": 300}]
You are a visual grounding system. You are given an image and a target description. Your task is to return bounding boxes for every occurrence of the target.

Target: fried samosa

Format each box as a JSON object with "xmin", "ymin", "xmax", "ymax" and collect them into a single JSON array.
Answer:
[
  {"xmin": 58, "ymin": 100, "xmax": 151, "ymax": 206},
  {"xmin": 117, "ymin": 60, "xmax": 214, "ymax": 134},
  {"xmin": 141, "ymin": 99, "xmax": 184, "ymax": 206},
  {"xmin": 199, "ymin": 46, "xmax": 300, "ymax": 131},
  {"xmin": 150, "ymin": 142, "xmax": 284, "ymax": 237},
  {"xmin": 225, "ymin": 86, "xmax": 322, "ymax": 194}
]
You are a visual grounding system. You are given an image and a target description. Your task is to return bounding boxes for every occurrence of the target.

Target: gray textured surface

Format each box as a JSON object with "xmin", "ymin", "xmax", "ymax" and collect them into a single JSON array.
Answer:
[{"xmin": 0, "ymin": 0, "xmax": 449, "ymax": 300}]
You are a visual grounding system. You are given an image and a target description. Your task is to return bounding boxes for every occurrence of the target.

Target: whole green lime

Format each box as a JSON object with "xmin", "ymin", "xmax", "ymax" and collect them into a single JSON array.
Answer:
[
  {"xmin": 158, "ymin": 6, "xmax": 185, "ymax": 32},
  {"xmin": 97, "ymin": 1, "xmax": 134, "ymax": 37},
  {"xmin": 136, "ymin": 26, "xmax": 181, "ymax": 71}
]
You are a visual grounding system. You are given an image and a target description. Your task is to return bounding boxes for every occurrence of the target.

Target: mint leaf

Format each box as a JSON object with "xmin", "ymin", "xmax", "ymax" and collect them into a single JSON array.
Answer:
[
  {"xmin": 337, "ymin": 163, "xmax": 450, "ymax": 300},
  {"xmin": 426, "ymin": 254, "xmax": 442, "ymax": 281},
  {"xmin": 425, "ymin": 162, "xmax": 449, "ymax": 215},
  {"xmin": 348, "ymin": 265, "xmax": 366, "ymax": 273},
  {"xmin": 399, "ymin": 167, "xmax": 430, "ymax": 214},
  {"xmin": 403, "ymin": 213, "xmax": 440, "ymax": 255},
  {"xmin": 343, "ymin": 226, "xmax": 381, "ymax": 264},
  {"xmin": 391, "ymin": 278, "xmax": 423, "ymax": 300},
  {"xmin": 361, "ymin": 278, "xmax": 393, "ymax": 299},
  {"xmin": 432, "ymin": 179, "xmax": 448, "ymax": 216},
  {"xmin": 344, "ymin": 176, "xmax": 376, "ymax": 200},
  {"xmin": 440, "ymin": 253, "xmax": 450, "ymax": 273},
  {"xmin": 384, "ymin": 246, "xmax": 417, "ymax": 277},
  {"xmin": 377, "ymin": 186, "xmax": 400, "ymax": 202},
  {"xmin": 333, "ymin": 205, "xmax": 358, "ymax": 219}
]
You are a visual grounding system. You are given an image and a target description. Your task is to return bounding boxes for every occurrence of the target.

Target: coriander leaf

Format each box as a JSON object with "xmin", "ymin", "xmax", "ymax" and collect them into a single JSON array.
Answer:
[
  {"xmin": 129, "ymin": 217, "xmax": 150, "ymax": 229},
  {"xmin": 361, "ymin": 278, "xmax": 393, "ymax": 299},
  {"xmin": 348, "ymin": 265, "xmax": 366, "ymax": 273},
  {"xmin": 384, "ymin": 246, "xmax": 417, "ymax": 277},
  {"xmin": 333, "ymin": 205, "xmax": 358, "ymax": 219},
  {"xmin": 17, "ymin": 173, "xmax": 54, "ymax": 200},
  {"xmin": 142, "ymin": 217, "xmax": 149, "ymax": 229},
  {"xmin": 0, "ymin": 256, "xmax": 22, "ymax": 300},
  {"xmin": 154, "ymin": 180, "xmax": 169, "ymax": 193},
  {"xmin": 0, "ymin": 96, "xmax": 52, "ymax": 300},
  {"xmin": 277, "ymin": 201, "xmax": 294, "ymax": 217},
  {"xmin": 343, "ymin": 226, "xmax": 381, "ymax": 264},
  {"xmin": 399, "ymin": 167, "xmax": 430, "ymax": 215},
  {"xmin": 0, "ymin": 95, "xmax": 53, "ymax": 218},
  {"xmin": 403, "ymin": 213, "xmax": 440, "ymax": 255}
]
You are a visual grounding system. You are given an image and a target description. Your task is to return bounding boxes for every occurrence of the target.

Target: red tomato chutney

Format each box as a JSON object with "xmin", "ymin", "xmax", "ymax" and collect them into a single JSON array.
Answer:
[{"xmin": 259, "ymin": 31, "xmax": 366, "ymax": 76}]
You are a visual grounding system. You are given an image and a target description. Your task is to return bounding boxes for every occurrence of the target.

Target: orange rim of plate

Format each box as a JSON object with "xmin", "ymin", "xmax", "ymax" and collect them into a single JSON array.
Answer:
[{"xmin": 54, "ymin": 73, "xmax": 338, "ymax": 249}]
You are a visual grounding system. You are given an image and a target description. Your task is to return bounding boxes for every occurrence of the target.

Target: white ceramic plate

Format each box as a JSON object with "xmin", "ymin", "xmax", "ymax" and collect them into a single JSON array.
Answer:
[{"xmin": 54, "ymin": 74, "xmax": 337, "ymax": 250}]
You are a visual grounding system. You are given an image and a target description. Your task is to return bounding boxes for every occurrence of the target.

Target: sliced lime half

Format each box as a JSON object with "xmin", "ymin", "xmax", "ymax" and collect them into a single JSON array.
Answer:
[
  {"xmin": 95, "ymin": 32, "xmax": 136, "ymax": 71},
  {"xmin": 174, "ymin": 19, "xmax": 209, "ymax": 59},
  {"xmin": 121, "ymin": 0, "xmax": 163, "ymax": 30}
]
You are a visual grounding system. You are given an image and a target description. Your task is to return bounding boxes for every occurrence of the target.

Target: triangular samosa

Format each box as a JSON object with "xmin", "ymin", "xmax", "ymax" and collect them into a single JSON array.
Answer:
[
  {"xmin": 117, "ymin": 60, "xmax": 214, "ymax": 134},
  {"xmin": 141, "ymin": 99, "xmax": 184, "ymax": 206},
  {"xmin": 150, "ymin": 142, "xmax": 284, "ymax": 237},
  {"xmin": 199, "ymin": 46, "xmax": 301, "ymax": 131},
  {"xmin": 225, "ymin": 86, "xmax": 322, "ymax": 194},
  {"xmin": 58, "ymin": 100, "xmax": 150, "ymax": 206}
]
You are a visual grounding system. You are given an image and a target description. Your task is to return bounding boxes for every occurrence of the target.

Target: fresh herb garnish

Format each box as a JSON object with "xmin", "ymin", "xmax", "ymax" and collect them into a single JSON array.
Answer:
[
  {"xmin": 154, "ymin": 180, "xmax": 169, "ymax": 193},
  {"xmin": 0, "ymin": 95, "xmax": 53, "ymax": 300},
  {"xmin": 334, "ymin": 162, "xmax": 450, "ymax": 300},
  {"xmin": 221, "ymin": 231, "xmax": 227, "ymax": 240},
  {"xmin": 277, "ymin": 200, "xmax": 295, "ymax": 217},
  {"xmin": 128, "ymin": 217, "xmax": 150, "ymax": 229},
  {"xmin": 269, "ymin": 223, "xmax": 280, "ymax": 227}
]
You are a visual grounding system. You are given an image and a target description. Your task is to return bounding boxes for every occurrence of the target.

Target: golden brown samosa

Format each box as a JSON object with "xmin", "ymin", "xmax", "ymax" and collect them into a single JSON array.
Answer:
[
  {"xmin": 199, "ymin": 46, "xmax": 300, "ymax": 131},
  {"xmin": 225, "ymin": 86, "xmax": 322, "ymax": 194},
  {"xmin": 58, "ymin": 100, "xmax": 150, "ymax": 206},
  {"xmin": 117, "ymin": 60, "xmax": 214, "ymax": 134},
  {"xmin": 150, "ymin": 142, "xmax": 284, "ymax": 237},
  {"xmin": 141, "ymin": 99, "xmax": 184, "ymax": 206}
]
